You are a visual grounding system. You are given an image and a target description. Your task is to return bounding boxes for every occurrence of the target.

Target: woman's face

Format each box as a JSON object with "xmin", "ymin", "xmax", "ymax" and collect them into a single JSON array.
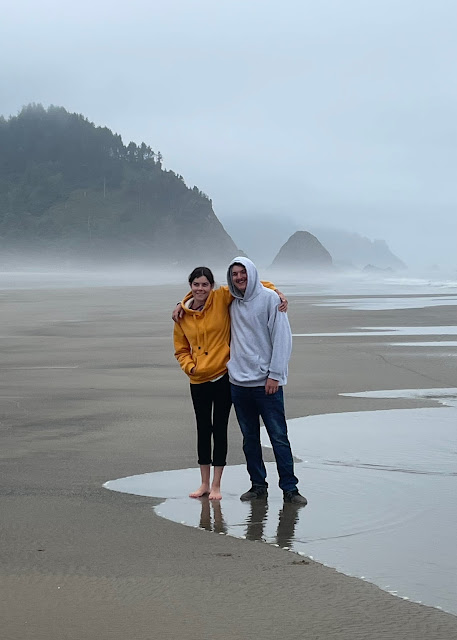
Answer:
[{"xmin": 191, "ymin": 276, "xmax": 213, "ymax": 305}]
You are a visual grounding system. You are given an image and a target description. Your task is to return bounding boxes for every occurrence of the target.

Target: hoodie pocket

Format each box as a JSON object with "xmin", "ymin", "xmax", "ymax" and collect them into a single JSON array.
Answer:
[
  {"xmin": 228, "ymin": 353, "xmax": 268, "ymax": 381},
  {"xmin": 193, "ymin": 347, "xmax": 229, "ymax": 381}
]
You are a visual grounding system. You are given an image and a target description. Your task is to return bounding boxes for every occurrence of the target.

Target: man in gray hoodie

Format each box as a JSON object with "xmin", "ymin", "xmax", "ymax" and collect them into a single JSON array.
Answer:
[{"xmin": 227, "ymin": 257, "xmax": 307, "ymax": 505}]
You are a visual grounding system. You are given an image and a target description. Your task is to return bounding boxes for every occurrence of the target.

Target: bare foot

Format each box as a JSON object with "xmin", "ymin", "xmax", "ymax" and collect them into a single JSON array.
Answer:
[
  {"xmin": 189, "ymin": 485, "xmax": 209, "ymax": 498},
  {"xmin": 209, "ymin": 486, "xmax": 222, "ymax": 500}
]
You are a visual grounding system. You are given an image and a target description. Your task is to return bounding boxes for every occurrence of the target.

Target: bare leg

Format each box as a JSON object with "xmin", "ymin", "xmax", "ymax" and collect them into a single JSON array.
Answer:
[
  {"xmin": 189, "ymin": 464, "xmax": 211, "ymax": 498},
  {"xmin": 209, "ymin": 465, "xmax": 224, "ymax": 500}
]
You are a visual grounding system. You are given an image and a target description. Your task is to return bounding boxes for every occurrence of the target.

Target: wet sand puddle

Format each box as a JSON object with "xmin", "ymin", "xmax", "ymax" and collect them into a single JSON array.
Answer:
[
  {"xmin": 104, "ymin": 388, "xmax": 457, "ymax": 616},
  {"xmin": 312, "ymin": 295, "xmax": 457, "ymax": 311},
  {"xmin": 293, "ymin": 326, "xmax": 457, "ymax": 337}
]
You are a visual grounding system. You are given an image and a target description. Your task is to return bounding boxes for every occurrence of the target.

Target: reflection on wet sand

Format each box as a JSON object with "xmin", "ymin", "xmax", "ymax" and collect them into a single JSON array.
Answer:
[
  {"xmin": 199, "ymin": 498, "xmax": 227, "ymax": 535},
  {"xmin": 244, "ymin": 498, "xmax": 268, "ymax": 541},
  {"xmin": 276, "ymin": 504, "xmax": 302, "ymax": 548},
  {"xmin": 196, "ymin": 496, "xmax": 304, "ymax": 549}
]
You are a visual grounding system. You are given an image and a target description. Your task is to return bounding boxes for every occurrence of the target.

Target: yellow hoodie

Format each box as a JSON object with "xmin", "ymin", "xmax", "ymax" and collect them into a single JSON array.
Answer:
[{"xmin": 173, "ymin": 282, "xmax": 275, "ymax": 384}]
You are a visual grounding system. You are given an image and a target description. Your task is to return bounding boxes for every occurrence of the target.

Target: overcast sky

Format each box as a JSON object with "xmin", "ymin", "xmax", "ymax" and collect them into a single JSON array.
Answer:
[{"xmin": 1, "ymin": 0, "xmax": 456, "ymax": 268}]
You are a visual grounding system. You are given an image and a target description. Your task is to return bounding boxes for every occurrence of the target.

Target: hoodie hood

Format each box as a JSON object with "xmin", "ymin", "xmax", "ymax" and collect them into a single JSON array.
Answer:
[
  {"xmin": 181, "ymin": 289, "xmax": 214, "ymax": 313},
  {"xmin": 227, "ymin": 257, "xmax": 264, "ymax": 301}
]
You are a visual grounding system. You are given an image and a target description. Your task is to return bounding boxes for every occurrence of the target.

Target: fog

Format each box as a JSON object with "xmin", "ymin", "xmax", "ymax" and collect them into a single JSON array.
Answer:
[
  {"xmin": 1, "ymin": 0, "xmax": 456, "ymax": 269},
  {"xmin": 1, "ymin": 261, "xmax": 456, "ymax": 299}
]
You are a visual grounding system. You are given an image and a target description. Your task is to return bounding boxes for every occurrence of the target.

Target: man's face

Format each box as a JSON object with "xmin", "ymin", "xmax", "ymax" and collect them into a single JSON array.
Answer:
[{"xmin": 231, "ymin": 264, "xmax": 248, "ymax": 292}]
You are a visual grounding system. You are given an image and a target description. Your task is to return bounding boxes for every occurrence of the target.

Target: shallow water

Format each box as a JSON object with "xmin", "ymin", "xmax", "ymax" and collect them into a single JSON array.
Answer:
[
  {"xmin": 282, "ymin": 273, "xmax": 457, "ymax": 297},
  {"xmin": 390, "ymin": 342, "xmax": 457, "ymax": 348},
  {"xmin": 312, "ymin": 296, "xmax": 457, "ymax": 311},
  {"xmin": 104, "ymin": 388, "xmax": 457, "ymax": 616},
  {"xmin": 293, "ymin": 326, "xmax": 457, "ymax": 337}
]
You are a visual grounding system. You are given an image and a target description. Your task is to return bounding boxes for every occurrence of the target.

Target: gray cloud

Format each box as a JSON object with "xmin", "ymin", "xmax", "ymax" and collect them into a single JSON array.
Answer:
[{"xmin": 1, "ymin": 0, "xmax": 456, "ymax": 267}]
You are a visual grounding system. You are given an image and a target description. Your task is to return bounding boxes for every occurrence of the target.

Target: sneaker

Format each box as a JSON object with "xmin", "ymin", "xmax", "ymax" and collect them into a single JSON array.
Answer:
[
  {"xmin": 240, "ymin": 485, "xmax": 268, "ymax": 501},
  {"xmin": 283, "ymin": 490, "xmax": 307, "ymax": 505}
]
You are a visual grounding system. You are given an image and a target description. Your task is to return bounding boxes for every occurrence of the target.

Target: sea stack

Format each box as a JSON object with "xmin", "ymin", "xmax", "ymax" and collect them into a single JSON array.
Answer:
[{"xmin": 272, "ymin": 231, "xmax": 333, "ymax": 269}]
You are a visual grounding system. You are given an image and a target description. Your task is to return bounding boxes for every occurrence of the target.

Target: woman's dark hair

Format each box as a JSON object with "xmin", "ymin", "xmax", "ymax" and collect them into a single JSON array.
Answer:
[{"xmin": 188, "ymin": 266, "xmax": 215, "ymax": 286}]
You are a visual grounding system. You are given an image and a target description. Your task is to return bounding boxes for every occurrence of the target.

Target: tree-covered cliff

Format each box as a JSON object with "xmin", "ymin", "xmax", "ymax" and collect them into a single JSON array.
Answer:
[{"xmin": 0, "ymin": 104, "xmax": 238, "ymax": 265}]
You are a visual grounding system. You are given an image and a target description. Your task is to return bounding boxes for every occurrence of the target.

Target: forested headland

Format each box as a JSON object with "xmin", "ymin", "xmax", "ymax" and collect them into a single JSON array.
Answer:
[{"xmin": 0, "ymin": 104, "xmax": 238, "ymax": 266}]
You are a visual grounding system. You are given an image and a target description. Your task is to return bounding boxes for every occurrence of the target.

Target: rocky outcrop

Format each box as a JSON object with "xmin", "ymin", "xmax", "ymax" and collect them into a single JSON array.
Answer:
[
  {"xmin": 271, "ymin": 231, "xmax": 333, "ymax": 269},
  {"xmin": 363, "ymin": 264, "xmax": 393, "ymax": 273}
]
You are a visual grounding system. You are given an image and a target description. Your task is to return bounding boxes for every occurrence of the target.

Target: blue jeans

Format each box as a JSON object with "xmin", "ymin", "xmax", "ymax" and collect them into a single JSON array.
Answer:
[{"xmin": 230, "ymin": 384, "xmax": 298, "ymax": 493}]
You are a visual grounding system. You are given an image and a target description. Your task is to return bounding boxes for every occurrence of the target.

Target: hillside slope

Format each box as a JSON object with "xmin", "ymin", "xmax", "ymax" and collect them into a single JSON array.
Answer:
[{"xmin": 0, "ymin": 104, "xmax": 238, "ymax": 265}]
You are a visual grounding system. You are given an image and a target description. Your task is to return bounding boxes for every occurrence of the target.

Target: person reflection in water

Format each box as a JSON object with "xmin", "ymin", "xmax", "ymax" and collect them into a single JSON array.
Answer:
[
  {"xmin": 199, "ymin": 497, "xmax": 227, "ymax": 535},
  {"xmin": 275, "ymin": 504, "xmax": 302, "ymax": 548},
  {"xmin": 245, "ymin": 498, "xmax": 269, "ymax": 541},
  {"xmin": 244, "ymin": 500, "xmax": 301, "ymax": 548},
  {"xmin": 198, "ymin": 497, "xmax": 302, "ymax": 548}
]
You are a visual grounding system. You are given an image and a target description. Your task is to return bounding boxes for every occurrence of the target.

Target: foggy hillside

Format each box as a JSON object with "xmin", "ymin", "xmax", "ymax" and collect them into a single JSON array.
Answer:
[
  {"xmin": 307, "ymin": 227, "xmax": 407, "ymax": 270},
  {"xmin": 0, "ymin": 104, "xmax": 238, "ymax": 267}
]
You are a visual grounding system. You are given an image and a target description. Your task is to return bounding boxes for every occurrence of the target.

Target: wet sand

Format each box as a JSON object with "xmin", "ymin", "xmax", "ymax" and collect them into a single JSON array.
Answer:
[{"xmin": 1, "ymin": 284, "xmax": 457, "ymax": 640}]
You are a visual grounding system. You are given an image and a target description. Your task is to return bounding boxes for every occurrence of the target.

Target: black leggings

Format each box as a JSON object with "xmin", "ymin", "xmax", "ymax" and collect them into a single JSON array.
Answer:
[{"xmin": 190, "ymin": 373, "xmax": 232, "ymax": 466}]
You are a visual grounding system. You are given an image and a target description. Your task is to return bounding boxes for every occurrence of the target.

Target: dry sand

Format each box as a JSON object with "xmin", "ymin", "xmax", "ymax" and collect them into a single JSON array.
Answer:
[{"xmin": 1, "ymin": 284, "xmax": 456, "ymax": 640}]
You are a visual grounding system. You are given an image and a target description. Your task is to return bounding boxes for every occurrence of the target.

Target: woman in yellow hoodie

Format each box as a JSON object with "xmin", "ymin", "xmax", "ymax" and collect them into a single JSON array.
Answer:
[{"xmin": 173, "ymin": 266, "xmax": 285, "ymax": 500}]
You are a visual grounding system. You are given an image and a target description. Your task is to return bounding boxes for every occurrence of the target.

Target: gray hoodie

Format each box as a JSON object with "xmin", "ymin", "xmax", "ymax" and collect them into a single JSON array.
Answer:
[{"xmin": 227, "ymin": 257, "xmax": 292, "ymax": 386}]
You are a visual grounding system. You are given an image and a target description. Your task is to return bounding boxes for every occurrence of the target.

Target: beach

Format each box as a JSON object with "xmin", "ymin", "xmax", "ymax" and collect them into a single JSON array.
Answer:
[{"xmin": 1, "ymin": 276, "xmax": 457, "ymax": 640}]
